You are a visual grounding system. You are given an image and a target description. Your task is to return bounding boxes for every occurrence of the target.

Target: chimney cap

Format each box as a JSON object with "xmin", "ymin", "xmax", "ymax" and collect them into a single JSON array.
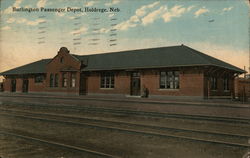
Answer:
[{"xmin": 58, "ymin": 47, "xmax": 70, "ymax": 53}]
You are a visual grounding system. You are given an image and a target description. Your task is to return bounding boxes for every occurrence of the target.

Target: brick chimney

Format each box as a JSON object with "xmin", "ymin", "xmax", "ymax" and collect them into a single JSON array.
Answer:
[{"xmin": 58, "ymin": 47, "xmax": 70, "ymax": 54}]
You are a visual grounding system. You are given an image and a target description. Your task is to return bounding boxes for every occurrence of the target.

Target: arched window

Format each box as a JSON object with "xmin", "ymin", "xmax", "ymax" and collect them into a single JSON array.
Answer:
[
  {"xmin": 54, "ymin": 73, "xmax": 59, "ymax": 87},
  {"xmin": 62, "ymin": 73, "xmax": 67, "ymax": 87},
  {"xmin": 60, "ymin": 57, "xmax": 64, "ymax": 63},
  {"xmin": 70, "ymin": 73, "xmax": 76, "ymax": 87}
]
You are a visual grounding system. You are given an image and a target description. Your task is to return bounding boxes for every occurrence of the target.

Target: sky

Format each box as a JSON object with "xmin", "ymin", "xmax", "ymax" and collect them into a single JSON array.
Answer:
[{"xmin": 0, "ymin": 0, "xmax": 249, "ymax": 80}]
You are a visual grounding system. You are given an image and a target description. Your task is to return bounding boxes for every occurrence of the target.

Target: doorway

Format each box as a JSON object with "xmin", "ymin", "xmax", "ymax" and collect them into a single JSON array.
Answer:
[
  {"xmin": 22, "ymin": 79, "xmax": 29, "ymax": 93},
  {"xmin": 131, "ymin": 72, "xmax": 141, "ymax": 96},
  {"xmin": 79, "ymin": 73, "xmax": 87, "ymax": 95},
  {"xmin": 11, "ymin": 79, "xmax": 16, "ymax": 92}
]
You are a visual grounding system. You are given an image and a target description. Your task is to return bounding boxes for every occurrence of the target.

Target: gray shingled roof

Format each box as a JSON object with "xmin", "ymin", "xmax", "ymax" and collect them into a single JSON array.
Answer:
[
  {"xmin": 74, "ymin": 45, "xmax": 245, "ymax": 73},
  {"xmin": 0, "ymin": 59, "xmax": 51, "ymax": 75},
  {"xmin": 0, "ymin": 45, "xmax": 245, "ymax": 75}
]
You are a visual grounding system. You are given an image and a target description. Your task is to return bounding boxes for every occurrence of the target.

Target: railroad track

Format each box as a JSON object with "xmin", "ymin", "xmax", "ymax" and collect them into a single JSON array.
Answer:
[
  {"xmin": 1, "ymin": 94, "xmax": 249, "ymax": 109},
  {"xmin": 1, "ymin": 101, "xmax": 250, "ymax": 125},
  {"xmin": 0, "ymin": 131, "xmax": 119, "ymax": 158},
  {"xmin": 0, "ymin": 108, "xmax": 249, "ymax": 148}
]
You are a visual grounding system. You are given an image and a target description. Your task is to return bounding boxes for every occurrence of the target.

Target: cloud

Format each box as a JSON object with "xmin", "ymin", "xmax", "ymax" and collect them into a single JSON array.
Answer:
[
  {"xmin": 85, "ymin": 1, "xmax": 96, "ymax": 7},
  {"xmin": 14, "ymin": 18, "xmax": 46, "ymax": 26},
  {"xmin": 76, "ymin": 12, "xmax": 86, "ymax": 16},
  {"xmin": 66, "ymin": 13, "xmax": 86, "ymax": 20},
  {"xmin": 37, "ymin": 0, "xmax": 47, "ymax": 8},
  {"xmin": 92, "ymin": 28, "xmax": 109, "ymax": 34},
  {"xmin": 114, "ymin": 20, "xmax": 137, "ymax": 31},
  {"xmin": 2, "ymin": 0, "xmax": 23, "ymax": 14},
  {"xmin": 115, "ymin": 4, "xmax": 194, "ymax": 30},
  {"xmin": 14, "ymin": 0, "xmax": 23, "ymax": 7},
  {"xmin": 26, "ymin": 19, "xmax": 46, "ymax": 26},
  {"xmin": 24, "ymin": 5, "xmax": 32, "ymax": 8},
  {"xmin": 114, "ymin": 15, "xmax": 140, "ymax": 30},
  {"xmin": 100, "ymin": 28, "xmax": 109, "ymax": 33},
  {"xmin": 142, "ymin": 6, "xmax": 167, "ymax": 25},
  {"xmin": 223, "ymin": 7, "xmax": 233, "ymax": 12},
  {"xmin": 105, "ymin": 0, "xmax": 120, "ymax": 6},
  {"xmin": 108, "ymin": 13, "xmax": 115, "ymax": 17},
  {"xmin": 187, "ymin": 5, "xmax": 195, "ymax": 12},
  {"xmin": 194, "ymin": 7, "xmax": 209, "ymax": 18},
  {"xmin": 70, "ymin": 26, "xmax": 88, "ymax": 35},
  {"xmin": 68, "ymin": 16, "xmax": 75, "ymax": 19},
  {"xmin": 114, "ymin": 2, "xmax": 160, "ymax": 31},
  {"xmin": 162, "ymin": 5, "xmax": 190, "ymax": 23},
  {"xmin": 55, "ymin": 12, "xmax": 65, "ymax": 17},
  {"xmin": 1, "ymin": 26, "xmax": 11, "ymax": 30},
  {"xmin": 7, "ymin": 18, "xmax": 16, "ymax": 23},
  {"xmin": 16, "ymin": 18, "xmax": 27, "ymax": 24},
  {"xmin": 135, "ymin": 1, "xmax": 160, "ymax": 17}
]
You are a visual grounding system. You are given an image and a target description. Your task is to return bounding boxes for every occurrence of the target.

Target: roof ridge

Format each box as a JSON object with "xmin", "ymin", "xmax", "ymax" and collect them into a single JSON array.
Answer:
[
  {"xmin": 181, "ymin": 45, "xmax": 212, "ymax": 65},
  {"xmin": 182, "ymin": 45, "xmax": 213, "ymax": 65},
  {"xmin": 75, "ymin": 45, "xmax": 182, "ymax": 57}
]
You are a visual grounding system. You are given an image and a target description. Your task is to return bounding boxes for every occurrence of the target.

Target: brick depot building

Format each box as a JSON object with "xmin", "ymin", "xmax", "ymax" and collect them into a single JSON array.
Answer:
[{"xmin": 0, "ymin": 45, "xmax": 245, "ymax": 99}]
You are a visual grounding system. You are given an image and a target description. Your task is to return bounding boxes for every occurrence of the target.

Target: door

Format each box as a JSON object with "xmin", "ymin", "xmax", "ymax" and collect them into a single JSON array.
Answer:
[
  {"xmin": 11, "ymin": 79, "xmax": 16, "ymax": 92},
  {"xmin": 79, "ymin": 73, "xmax": 87, "ymax": 95},
  {"xmin": 131, "ymin": 72, "xmax": 141, "ymax": 96},
  {"xmin": 22, "ymin": 79, "xmax": 29, "ymax": 93}
]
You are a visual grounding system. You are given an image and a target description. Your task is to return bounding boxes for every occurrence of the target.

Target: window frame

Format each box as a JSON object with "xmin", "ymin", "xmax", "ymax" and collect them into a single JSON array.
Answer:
[
  {"xmin": 100, "ymin": 72, "xmax": 115, "ymax": 89},
  {"xmin": 210, "ymin": 77, "xmax": 217, "ymax": 90},
  {"xmin": 159, "ymin": 71, "xmax": 179, "ymax": 89},
  {"xmin": 34, "ymin": 75, "xmax": 44, "ymax": 83},
  {"xmin": 70, "ymin": 72, "xmax": 76, "ymax": 88},
  {"xmin": 223, "ymin": 76, "xmax": 230, "ymax": 91},
  {"xmin": 54, "ymin": 73, "xmax": 59, "ymax": 87},
  {"xmin": 62, "ymin": 73, "xmax": 68, "ymax": 88}
]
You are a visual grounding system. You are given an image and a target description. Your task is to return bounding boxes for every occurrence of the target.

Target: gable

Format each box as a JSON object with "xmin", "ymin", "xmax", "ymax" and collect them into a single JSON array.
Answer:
[{"xmin": 46, "ymin": 48, "xmax": 81, "ymax": 72}]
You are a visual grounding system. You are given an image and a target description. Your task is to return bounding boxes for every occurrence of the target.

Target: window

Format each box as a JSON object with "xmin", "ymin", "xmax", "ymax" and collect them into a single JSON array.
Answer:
[
  {"xmin": 60, "ymin": 57, "xmax": 64, "ymax": 63},
  {"xmin": 54, "ymin": 74, "xmax": 59, "ymax": 87},
  {"xmin": 210, "ymin": 77, "xmax": 217, "ymax": 90},
  {"xmin": 160, "ymin": 71, "xmax": 179, "ymax": 89},
  {"xmin": 62, "ymin": 73, "xmax": 67, "ymax": 87},
  {"xmin": 223, "ymin": 77, "xmax": 229, "ymax": 91},
  {"xmin": 100, "ymin": 72, "xmax": 114, "ymax": 88},
  {"xmin": 50, "ymin": 74, "xmax": 54, "ymax": 87},
  {"xmin": 70, "ymin": 73, "xmax": 76, "ymax": 87},
  {"xmin": 34, "ymin": 75, "xmax": 44, "ymax": 83}
]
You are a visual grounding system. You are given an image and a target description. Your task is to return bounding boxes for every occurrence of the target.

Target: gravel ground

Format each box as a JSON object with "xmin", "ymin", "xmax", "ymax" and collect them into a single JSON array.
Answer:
[{"xmin": 0, "ymin": 95, "xmax": 249, "ymax": 158}]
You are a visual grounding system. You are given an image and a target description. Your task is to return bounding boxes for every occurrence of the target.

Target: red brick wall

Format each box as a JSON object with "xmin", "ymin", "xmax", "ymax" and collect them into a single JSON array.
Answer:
[
  {"xmin": 2, "ymin": 50, "xmax": 81, "ymax": 94},
  {"xmin": 29, "ymin": 77, "xmax": 46, "ymax": 92},
  {"xmin": 235, "ymin": 78, "xmax": 250, "ymax": 98},
  {"xmin": 141, "ymin": 69, "xmax": 204, "ymax": 96},
  {"xmin": 3, "ymin": 78, "xmax": 11, "ymax": 92},
  {"xmin": 16, "ymin": 78, "xmax": 23, "ymax": 92},
  {"xmin": 87, "ymin": 71, "xmax": 130, "ymax": 95},
  {"xmin": 45, "ymin": 51, "xmax": 81, "ymax": 94},
  {"xmin": 204, "ymin": 76, "xmax": 234, "ymax": 97},
  {"xmin": 87, "ymin": 68, "xmax": 204, "ymax": 97},
  {"xmin": 3, "ymin": 76, "xmax": 46, "ymax": 93},
  {"xmin": 210, "ymin": 78, "xmax": 234, "ymax": 96}
]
